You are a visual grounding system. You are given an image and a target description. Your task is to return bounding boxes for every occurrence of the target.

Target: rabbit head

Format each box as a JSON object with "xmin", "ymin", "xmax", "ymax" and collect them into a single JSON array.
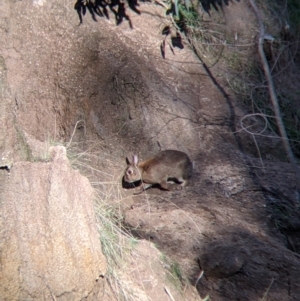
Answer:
[{"xmin": 124, "ymin": 154, "xmax": 142, "ymax": 183}]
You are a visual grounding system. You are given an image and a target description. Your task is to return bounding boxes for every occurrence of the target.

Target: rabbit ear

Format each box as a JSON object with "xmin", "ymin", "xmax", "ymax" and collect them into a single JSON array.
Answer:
[
  {"xmin": 133, "ymin": 154, "xmax": 138, "ymax": 165},
  {"xmin": 126, "ymin": 157, "xmax": 131, "ymax": 165}
]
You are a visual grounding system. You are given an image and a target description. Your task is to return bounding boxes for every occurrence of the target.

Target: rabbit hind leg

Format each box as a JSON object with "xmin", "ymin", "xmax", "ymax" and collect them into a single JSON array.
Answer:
[
  {"xmin": 159, "ymin": 179, "xmax": 170, "ymax": 191},
  {"xmin": 177, "ymin": 177, "xmax": 189, "ymax": 187}
]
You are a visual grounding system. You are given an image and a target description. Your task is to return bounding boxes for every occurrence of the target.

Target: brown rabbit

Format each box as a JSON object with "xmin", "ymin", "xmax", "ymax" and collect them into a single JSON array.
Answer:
[{"xmin": 124, "ymin": 150, "xmax": 193, "ymax": 193}]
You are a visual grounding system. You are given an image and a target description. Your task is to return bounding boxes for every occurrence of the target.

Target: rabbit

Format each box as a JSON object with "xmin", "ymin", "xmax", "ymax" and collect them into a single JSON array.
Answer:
[{"xmin": 123, "ymin": 150, "xmax": 193, "ymax": 193}]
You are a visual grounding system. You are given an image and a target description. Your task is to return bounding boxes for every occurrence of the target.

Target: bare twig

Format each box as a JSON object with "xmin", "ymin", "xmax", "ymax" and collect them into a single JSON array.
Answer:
[
  {"xmin": 195, "ymin": 270, "xmax": 204, "ymax": 287},
  {"xmin": 248, "ymin": 0, "xmax": 300, "ymax": 194},
  {"xmin": 66, "ymin": 119, "xmax": 86, "ymax": 149},
  {"xmin": 164, "ymin": 286, "xmax": 176, "ymax": 301},
  {"xmin": 240, "ymin": 113, "xmax": 266, "ymax": 171},
  {"xmin": 260, "ymin": 277, "xmax": 274, "ymax": 301}
]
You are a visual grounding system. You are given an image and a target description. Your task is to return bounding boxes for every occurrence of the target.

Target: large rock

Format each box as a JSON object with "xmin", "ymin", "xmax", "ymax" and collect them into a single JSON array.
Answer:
[{"xmin": 0, "ymin": 146, "xmax": 107, "ymax": 301}]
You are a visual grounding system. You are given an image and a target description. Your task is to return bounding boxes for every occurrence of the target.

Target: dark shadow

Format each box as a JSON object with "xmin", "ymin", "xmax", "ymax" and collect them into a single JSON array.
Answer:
[
  {"xmin": 74, "ymin": 0, "xmax": 241, "ymax": 28},
  {"xmin": 74, "ymin": 0, "xmax": 241, "ymax": 58},
  {"xmin": 262, "ymin": 186, "xmax": 300, "ymax": 254},
  {"xmin": 160, "ymin": 0, "xmax": 240, "ymax": 58},
  {"xmin": 124, "ymin": 211, "xmax": 300, "ymax": 300},
  {"xmin": 0, "ymin": 166, "xmax": 10, "ymax": 172},
  {"xmin": 199, "ymin": 0, "xmax": 240, "ymax": 15},
  {"xmin": 122, "ymin": 176, "xmax": 142, "ymax": 189},
  {"xmin": 110, "ymin": 0, "xmax": 133, "ymax": 28},
  {"xmin": 74, "ymin": 0, "xmax": 139, "ymax": 27},
  {"xmin": 160, "ymin": 26, "xmax": 184, "ymax": 59},
  {"xmin": 127, "ymin": 0, "xmax": 141, "ymax": 15},
  {"xmin": 171, "ymin": 33, "xmax": 184, "ymax": 49},
  {"xmin": 122, "ymin": 177, "xmax": 180, "ymax": 192},
  {"xmin": 191, "ymin": 228, "xmax": 300, "ymax": 300}
]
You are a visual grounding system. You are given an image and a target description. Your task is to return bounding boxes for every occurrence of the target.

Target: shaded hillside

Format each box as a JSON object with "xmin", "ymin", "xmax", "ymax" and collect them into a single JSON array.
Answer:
[{"xmin": 0, "ymin": 0, "xmax": 300, "ymax": 300}]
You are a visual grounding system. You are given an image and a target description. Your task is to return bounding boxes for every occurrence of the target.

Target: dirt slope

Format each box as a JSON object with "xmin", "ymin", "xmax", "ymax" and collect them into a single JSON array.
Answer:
[{"xmin": 0, "ymin": 0, "xmax": 300, "ymax": 300}]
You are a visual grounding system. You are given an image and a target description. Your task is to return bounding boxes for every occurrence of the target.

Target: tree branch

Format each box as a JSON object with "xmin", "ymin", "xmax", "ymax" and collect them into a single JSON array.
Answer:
[{"xmin": 248, "ymin": 0, "xmax": 300, "ymax": 195}]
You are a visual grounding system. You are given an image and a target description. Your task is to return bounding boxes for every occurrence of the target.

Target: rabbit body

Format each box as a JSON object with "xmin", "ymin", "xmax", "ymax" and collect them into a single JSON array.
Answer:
[{"xmin": 124, "ymin": 150, "xmax": 193, "ymax": 192}]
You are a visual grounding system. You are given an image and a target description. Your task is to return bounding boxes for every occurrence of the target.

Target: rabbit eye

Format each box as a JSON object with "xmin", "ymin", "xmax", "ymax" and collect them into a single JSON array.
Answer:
[{"xmin": 127, "ymin": 169, "xmax": 133, "ymax": 175}]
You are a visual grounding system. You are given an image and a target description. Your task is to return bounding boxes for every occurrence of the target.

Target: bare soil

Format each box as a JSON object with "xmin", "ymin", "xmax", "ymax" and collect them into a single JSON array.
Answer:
[{"xmin": 1, "ymin": 0, "xmax": 300, "ymax": 300}]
